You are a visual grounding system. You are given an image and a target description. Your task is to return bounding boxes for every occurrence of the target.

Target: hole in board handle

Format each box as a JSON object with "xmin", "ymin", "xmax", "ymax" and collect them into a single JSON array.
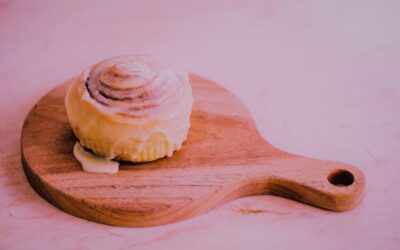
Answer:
[{"xmin": 328, "ymin": 169, "xmax": 354, "ymax": 187}]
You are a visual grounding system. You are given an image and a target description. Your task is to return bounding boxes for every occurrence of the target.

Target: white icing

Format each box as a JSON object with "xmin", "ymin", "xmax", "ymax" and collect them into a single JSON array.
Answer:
[
  {"xmin": 73, "ymin": 142, "xmax": 119, "ymax": 174},
  {"xmin": 65, "ymin": 55, "xmax": 193, "ymax": 162},
  {"xmin": 86, "ymin": 55, "xmax": 185, "ymax": 119},
  {"xmin": 111, "ymin": 61, "xmax": 152, "ymax": 78}
]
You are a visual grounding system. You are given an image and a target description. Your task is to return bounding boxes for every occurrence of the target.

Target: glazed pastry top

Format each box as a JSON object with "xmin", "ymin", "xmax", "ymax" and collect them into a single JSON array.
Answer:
[{"xmin": 80, "ymin": 55, "xmax": 189, "ymax": 121}]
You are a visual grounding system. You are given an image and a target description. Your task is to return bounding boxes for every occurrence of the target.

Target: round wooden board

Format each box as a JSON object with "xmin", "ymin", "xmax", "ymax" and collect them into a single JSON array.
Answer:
[{"xmin": 21, "ymin": 74, "xmax": 365, "ymax": 227}]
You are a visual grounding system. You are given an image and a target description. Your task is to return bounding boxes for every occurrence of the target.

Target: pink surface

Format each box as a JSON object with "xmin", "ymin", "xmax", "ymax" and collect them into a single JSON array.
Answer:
[{"xmin": 1, "ymin": 0, "xmax": 400, "ymax": 249}]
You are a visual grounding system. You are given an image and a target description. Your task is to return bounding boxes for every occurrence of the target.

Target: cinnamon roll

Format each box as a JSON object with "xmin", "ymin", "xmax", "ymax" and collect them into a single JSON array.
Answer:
[{"xmin": 65, "ymin": 55, "xmax": 193, "ymax": 163}]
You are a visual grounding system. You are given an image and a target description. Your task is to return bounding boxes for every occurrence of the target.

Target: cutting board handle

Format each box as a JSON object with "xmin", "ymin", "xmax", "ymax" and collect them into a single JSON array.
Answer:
[{"xmin": 246, "ymin": 156, "xmax": 365, "ymax": 211}]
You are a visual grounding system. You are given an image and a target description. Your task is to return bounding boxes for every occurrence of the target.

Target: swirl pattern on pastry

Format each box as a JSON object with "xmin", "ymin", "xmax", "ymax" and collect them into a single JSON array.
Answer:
[{"xmin": 85, "ymin": 56, "xmax": 186, "ymax": 119}]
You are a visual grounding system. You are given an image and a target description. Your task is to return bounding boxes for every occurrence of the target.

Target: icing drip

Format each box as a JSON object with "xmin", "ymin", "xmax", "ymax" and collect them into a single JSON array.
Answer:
[{"xmin": 73, "ymin": 142, "xmax": 119, "ymax": 174}]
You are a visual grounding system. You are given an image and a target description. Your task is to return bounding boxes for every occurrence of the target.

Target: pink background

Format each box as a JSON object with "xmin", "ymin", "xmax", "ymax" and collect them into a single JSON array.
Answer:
[{"xmin": 1, "ymin": 0, "xmax": 400, "ymax": 249}]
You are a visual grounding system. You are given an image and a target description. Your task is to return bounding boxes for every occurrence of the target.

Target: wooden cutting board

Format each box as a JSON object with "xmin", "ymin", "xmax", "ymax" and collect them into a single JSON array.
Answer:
[{"xmin": 21, "ymin": 74, "xmax": 365, "ymax": 227}]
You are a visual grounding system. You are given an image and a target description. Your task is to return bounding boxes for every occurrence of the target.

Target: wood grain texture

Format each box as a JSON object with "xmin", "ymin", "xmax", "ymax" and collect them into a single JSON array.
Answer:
[{"xmin": 21, "ymin": 74, "xmax": 366, "ymax": 227}]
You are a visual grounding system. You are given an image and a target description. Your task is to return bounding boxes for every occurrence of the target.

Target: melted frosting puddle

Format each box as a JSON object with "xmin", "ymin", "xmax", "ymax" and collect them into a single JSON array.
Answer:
[{"xmin": 73, "ymin": 142, "xmax": 119, "ymax": 174}]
